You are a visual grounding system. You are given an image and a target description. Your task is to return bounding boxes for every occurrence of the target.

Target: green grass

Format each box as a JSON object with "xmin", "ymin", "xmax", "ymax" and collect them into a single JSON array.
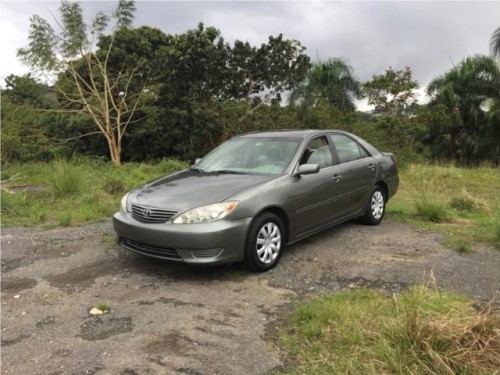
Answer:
[
  {"xmin": 49, "ymin": 158, "xmax": 83, "ymax": 196},
  {"xmin": 445, "ymin": 237, "xmax": 473, "ymax": 254},
  {"xmin": 1, "ymin": 157, "xmax": 188, "ymax": 227},
  {"xmin": 95, "ymin": 303, "xmax": 111, "ymax": 313},
  {"xmin": 1, "ymin": 159, "xmax": 499, "ymax": 250},
  {"xmin": 277, "ymin": 286, "xmax": 500, "ymax": 375},
  {"xmin": 387, "ymin": 163, "xmax": 500, "ymax": 248}
]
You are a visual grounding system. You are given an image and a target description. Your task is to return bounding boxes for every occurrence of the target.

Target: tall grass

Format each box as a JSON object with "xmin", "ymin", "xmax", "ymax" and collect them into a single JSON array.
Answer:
[
  {"xmin": 387, "ymin": 163, "xmax": 500, "ymax": 248},
  {"xmin": 1, "ymin": 157, "xmax": 189, "ymax": 227},
  {"xmin": 48, "ymin": 158, "xmax": 83, "ymax": 196},
  {"xmin": 278, "ymin": 285, "xmax": 500, "ymax": 374}
]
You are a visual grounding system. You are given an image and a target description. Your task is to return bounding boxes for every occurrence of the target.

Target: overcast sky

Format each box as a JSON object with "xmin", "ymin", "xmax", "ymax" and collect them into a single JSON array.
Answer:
[{"xmin": 1, "ymin": 0, "xmax": 499, "ymax": 108}]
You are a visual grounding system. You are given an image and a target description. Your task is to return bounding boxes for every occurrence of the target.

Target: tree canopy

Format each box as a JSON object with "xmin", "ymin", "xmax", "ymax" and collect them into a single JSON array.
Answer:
[
  {"xmin": 427, "ymin": 55, "xmax": 500, "ymax": 163},
  {"xmin": 4, "ymin": 1, "xmax": 500, "ymax": 167},
  {"xmin": 364, "ymin": 66, "xmax": 419, "ymax": 116},
  {"xmin": 490, "ymin": 26, "xmax": 500, "ymax": 58},
  {"xmin": 289, "ymin": 58, "xmax": 363, "ymax": 112}
]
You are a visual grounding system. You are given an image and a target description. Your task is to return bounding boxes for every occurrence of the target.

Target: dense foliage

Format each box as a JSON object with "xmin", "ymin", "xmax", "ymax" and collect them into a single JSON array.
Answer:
[{"xmin": 1, "ymin": 0, "xmax": 499, "ymax": 166}]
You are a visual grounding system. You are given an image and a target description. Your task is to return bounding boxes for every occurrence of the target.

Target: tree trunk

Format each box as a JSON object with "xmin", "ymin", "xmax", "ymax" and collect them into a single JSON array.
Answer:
[{"xmin": 106, "ymin": 135, "xmax": 122, "ymax": 166}]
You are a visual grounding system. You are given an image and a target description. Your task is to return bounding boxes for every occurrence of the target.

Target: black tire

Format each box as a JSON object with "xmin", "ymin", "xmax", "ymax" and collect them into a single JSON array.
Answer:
[
  {"xmin": 244, "ymin": 212, "xmax": 284, "ymax": 272},
  {"xmin": 360, "ymin": 186, "xmax": 386, "ymax": 225}
]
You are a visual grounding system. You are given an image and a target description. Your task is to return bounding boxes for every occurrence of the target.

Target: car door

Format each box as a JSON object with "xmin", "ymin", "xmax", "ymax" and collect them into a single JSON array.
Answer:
[
  {"xmin": 291, "ymin": 136, "xmax": 343, "ymax": 237},
  {"xmin": 328, "ymin": 133, "xmax": 377, "ymax": 216}
]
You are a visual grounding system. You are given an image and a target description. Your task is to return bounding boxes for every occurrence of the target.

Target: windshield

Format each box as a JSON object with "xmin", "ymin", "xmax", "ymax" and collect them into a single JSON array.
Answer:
[{"xmin": 195, "ymin": 137, "xmax": 301, "ymax": 175}]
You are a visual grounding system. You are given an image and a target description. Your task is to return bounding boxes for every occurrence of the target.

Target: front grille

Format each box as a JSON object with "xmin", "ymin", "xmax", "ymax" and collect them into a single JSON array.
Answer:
[
  {"xmin": 131, "ymin": 204, "xmax": 178, "ymax": 223},
  {"xmin": 120, "ymin": 239, "xmax": 181, "ymax": 260}
]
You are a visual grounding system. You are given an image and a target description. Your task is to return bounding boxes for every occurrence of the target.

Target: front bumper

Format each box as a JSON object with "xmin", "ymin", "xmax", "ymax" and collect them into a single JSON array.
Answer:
[{"xmin": 113, "ymin": 212, "xmax": 252, "ymax": 265}]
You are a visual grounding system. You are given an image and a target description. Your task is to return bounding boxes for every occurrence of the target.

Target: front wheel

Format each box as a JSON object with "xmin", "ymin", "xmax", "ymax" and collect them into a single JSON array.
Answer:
[
  {"xmin": 244, "ymin": 213, "xmax": 284, "ymax": 272},
  {"xmin": 361, "ymin": 186, "xmax": 386, "ymax": 225}
]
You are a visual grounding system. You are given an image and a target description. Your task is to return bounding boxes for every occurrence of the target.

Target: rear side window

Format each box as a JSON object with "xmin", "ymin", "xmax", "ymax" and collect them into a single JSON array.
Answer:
[{"xmin": 329, "ymin": 134, "xmax": 370, "ymax": 164}]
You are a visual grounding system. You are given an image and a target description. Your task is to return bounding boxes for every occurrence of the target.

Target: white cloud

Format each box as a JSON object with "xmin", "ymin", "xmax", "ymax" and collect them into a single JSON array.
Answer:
[
  {"xmin": 1, "ymin": 0, "xmax": 499, "ymax": 108},
  {"xmin": 0, "ymin": 6, "xmax": 30, "ymax": 87}
]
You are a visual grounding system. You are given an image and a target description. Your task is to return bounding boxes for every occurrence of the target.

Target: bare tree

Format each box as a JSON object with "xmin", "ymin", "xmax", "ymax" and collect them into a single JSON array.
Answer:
[{"xmin": 17, "ymin": 0, "xmax": 151, "ymax": 165}]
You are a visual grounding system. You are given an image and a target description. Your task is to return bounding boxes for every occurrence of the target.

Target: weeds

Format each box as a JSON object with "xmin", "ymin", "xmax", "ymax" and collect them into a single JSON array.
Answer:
[
  {"xmin": 387, "ymin": 163, "xmax": 499, "ymax": 247},
  {"xmin": 49, "ymin": 159, "xmax": 82, "ymax": 196},
  {"xmin": 278, "ymin": 284, "xmax": 500, "ymax": 374},
  {"xmin": 56, "ymin": 211, "xmax": 72, "ymax": 227},
  {"xmin": 446, "ymin": 238, "xmax": 473, "ymax": 254},
  {"xmin": 95, "ymin": 303, "xmax": 111, "ymax": 313},
  {"xmin": 449, "ymin": 189, "xmax": 484, "ymax": 213},
  {"xmin": 31, "ymin": 209, "xmax": 47, "ymax": 224},
  {"xmin": 416, "ymin": 199, "xmax": 449, "ymax": 222},
  {"xmin": 1, "ymin": 157, "xmax": 189, "ymax": 226},
  {"xmin": 102, "ymin": 178, "xmax": 126, "ymax": 195},
  {"xmin": 413, "ymin": 177, "xmax": 449, "ymax": 222}
]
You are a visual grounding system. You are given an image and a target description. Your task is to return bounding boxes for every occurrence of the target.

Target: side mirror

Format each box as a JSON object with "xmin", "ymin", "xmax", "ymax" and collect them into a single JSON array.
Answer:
[
  {"xmin": 293, "ymin": 164, "xmax": 320, "ymax": 177},
  {"xmin": 193, "ymin": 158, "xmax": 202, "ymax": 165}
]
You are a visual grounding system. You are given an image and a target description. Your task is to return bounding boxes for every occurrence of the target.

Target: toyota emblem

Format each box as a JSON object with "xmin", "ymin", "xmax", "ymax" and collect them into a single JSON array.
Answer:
[{"xmin": 143, "ymin": 207, "xmax": 152, "ymax": 217}]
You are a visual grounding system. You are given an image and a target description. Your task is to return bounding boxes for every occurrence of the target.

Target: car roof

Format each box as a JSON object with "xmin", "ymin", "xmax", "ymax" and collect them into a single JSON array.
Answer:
[{"xmin": 237, "ymin": 129, "xmax": 346, "ymax": 139}]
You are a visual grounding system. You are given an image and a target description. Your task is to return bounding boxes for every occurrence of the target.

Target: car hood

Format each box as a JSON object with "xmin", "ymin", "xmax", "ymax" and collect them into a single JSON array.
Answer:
[{"xmin": 131, "ymin": 170, "xmax": 276, "ymax": 212}]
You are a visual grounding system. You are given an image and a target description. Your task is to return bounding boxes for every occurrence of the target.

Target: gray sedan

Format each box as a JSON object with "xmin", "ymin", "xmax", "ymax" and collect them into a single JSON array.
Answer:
[{"xmin": 113, "ymin": 130, "xmax": 399, "ymax": 271}]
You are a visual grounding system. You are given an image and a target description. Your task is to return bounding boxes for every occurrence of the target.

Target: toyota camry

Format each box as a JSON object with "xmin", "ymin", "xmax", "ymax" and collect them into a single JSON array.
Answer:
[{"xmin": 113, "ymin": 130, "xmax": 399, "ymax": 271}]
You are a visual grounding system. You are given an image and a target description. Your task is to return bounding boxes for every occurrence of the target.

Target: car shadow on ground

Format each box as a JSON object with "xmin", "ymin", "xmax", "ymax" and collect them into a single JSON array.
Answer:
[{"xmin": 114, "ymin": 220, "xmax": 357, "ymax": 282}]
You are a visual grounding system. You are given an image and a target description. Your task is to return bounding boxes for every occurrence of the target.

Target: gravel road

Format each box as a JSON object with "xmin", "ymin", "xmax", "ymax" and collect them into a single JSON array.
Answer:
[{"xmin": 1, "ymin": 220, "xmax": 499, "ymax": 375}]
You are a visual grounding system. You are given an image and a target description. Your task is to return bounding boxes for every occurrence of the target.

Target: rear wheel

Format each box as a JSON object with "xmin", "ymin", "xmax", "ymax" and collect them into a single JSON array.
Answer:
[
  {"xmin": 361, "ymin": 186, "xmax": 386, "ymax": 225},
  {"xmin": 244, "ymin": 213, "xmax": 284, "ymax": 272}
]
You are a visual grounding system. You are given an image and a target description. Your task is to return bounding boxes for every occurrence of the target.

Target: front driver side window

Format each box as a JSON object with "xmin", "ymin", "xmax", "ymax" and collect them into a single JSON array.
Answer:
[{"xmin": 299, "ymin": 137, "xmax": 333, "ymax": 169}]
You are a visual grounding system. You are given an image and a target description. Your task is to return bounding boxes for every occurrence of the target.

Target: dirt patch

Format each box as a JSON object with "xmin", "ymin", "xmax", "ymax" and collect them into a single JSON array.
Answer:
[
  {"xmin": 1, "ymin": 276, "xmax": 37, "ymax": 295},
  {"xmin": 1, "ymin": 219, "xmax": 499, "ymax": 375},
  {"xmin": 1, "ymin": 334, "xmax": 30, "ymax": 347}
]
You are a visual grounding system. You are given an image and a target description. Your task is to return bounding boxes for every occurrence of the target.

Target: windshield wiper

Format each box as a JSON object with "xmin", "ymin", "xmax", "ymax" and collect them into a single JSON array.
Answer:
[
  {"xmin": 190, "ymin": 167, "xmax": 205, "ymax": 172},
  {"xmin": 211, "ymin": 169, "xmax": 247, "ymax": 175}
]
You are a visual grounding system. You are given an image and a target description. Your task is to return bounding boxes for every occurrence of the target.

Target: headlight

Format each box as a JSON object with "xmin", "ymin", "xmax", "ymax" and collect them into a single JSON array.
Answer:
[
  {"xmin": 120, "ymin": 193, "xmax": 130, "ymax": 213},
  {"xmin": 173, "ymin": 201, "xmax": 239, "ymax": 224}
]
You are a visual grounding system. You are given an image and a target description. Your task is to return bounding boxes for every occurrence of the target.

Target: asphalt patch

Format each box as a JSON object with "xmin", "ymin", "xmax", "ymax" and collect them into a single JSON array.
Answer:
[
  {"xmin": 1, "ymin": 277, "xmax": 37, "ymax": 295},
  {"xmin": 79, "ymin": 316, "xmax": 134, "ymax": 341}
]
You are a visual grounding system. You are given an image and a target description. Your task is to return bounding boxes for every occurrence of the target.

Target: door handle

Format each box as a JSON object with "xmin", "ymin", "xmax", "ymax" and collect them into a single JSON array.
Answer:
[
  {"xmin": 368, "ymin": 164, "xmax": 376, "ymax": 170},
  {"xmin": 332, "ymin": 174, "xmax": 341, "ymax": 182}
]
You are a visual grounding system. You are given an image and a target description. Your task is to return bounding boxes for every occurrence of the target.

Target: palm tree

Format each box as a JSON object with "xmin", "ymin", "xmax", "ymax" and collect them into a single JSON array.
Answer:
[
  {"xmin": 289, "ymin": 57, "xmax": 363, "ymax": 112},
  {"xmin": 427, "ymin": 55, "xmax": 500, "ymax": 163},
  {"xmin": 490, "ymin": 26, "xmax": 500, "ymax": 58}
]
